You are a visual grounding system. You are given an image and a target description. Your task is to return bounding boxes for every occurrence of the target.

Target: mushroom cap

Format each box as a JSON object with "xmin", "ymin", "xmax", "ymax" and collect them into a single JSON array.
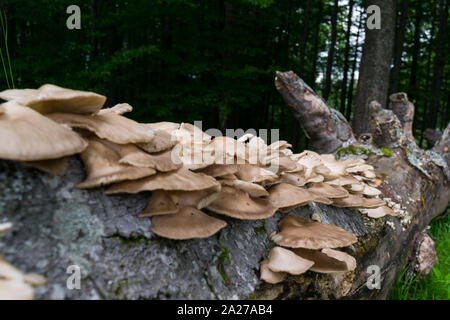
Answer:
[
  {"xmin": 145, "ymin": 121, "xmax": 180, "ymax": 134},
  {"xmin": 325, "ymin": 175, "xmax": 361, "ymax": 186},
  {"xmin": 139, "ymin": 190, "xmax": 179, "ymax": 217},
  {"xmin": 196, "ymin": 164, "xmax": 238, "ymax": 178},
  {"xmin": 220, "ymin": 179, "xmax": 269, "ymax": 197},
  {"xmin": 321, "ymin": 248, "xmax": 357, "ymax": 271},
  {"xmin": 266, "ymin": 247, "xmax": 314, "ymax": 275},
  {"xmin": 207, "ymin": 186, "xmax": 277, "ymax": 220},
  {"xmin": 105, "ymin": 167, "xmax": 219, "ymax": 194},
  {"xmin": 0, "ymin": 259, "xmax": 38, "ymax": 300},
  {"xmin": 359, "ymin": 206, "xmax": 395, "ymax": 218},
  {"xmin": 21, "ymin": 157, "xmax": 68, "ymax": 176},
  {"xmin": 291, "ymin": 248, "xmax": 355, "ymax": 273},
  {"xmin": 0, "ymin": 102, "xmax": 88, "ymax": 161},
  {"xmin": 331, "ymin": 194, "xmax": 386, "ymax": 208},
  {"xmin": 209, "ymin": 136, "xmax": 247, "ymax": 160},
  {"xmin": 48, "ymin": 112, "xmax": 154, "ymax": 144},
  {"xmin": 268, "ymin": 183, "xmax": 315, "ymax": 209},
  {"xmin": 169, "ymin": 185, "xmax": 221, "ymax": 209},
  {"xmin": 138, "ymin": 129, "xmax": 177, "ymax": 153},
  {"xmin": 76, "ymin": 137, "xmax": 156, "ymax": 189},
  {"xmin": 96, "ymin": 103, "xmax": 133, "ymax": 115},
  {"xmin": 114, "ymin": 143, "xmax": 181, "ymax": 172},
  {"xmin": 0, "ymin": 222, "xmax": 13, "ymax": 236},
  {"xmin": 272, "ymin": 214, "xmax": 358, "ymax": 249},
  {"xmin": 235, "ymin": 164, "xmax": 278, "ymax": 183},
  {"xmin": 151, "ymin": 206, "xmax": 227, "ymax": 240},
  {"xmin": 260, "ymin": 259, "xmax": 286, "ymax": 284},
  {"xmin": 306, "ymin": 182, "xmax": 349, "ymax": 199},
  {"xmin": 0, "ymin": 84, "xmax": 106, "ymax": 114},
  {"xmin": 276, "ymin": 172, "xmax": 307, "ymax": 187}
]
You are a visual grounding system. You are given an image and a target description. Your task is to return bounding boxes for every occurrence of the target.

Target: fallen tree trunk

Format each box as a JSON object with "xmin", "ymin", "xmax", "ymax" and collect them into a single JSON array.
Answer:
[{"xmin": 0, "ymin": 72, "xmax": 448, "ymax": 300}]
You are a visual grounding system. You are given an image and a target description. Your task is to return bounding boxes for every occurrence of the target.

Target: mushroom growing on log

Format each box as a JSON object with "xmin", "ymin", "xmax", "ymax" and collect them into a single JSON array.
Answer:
[{"xmin": 0, "ymin": 75, "xmax": 448, "ymax": 300}]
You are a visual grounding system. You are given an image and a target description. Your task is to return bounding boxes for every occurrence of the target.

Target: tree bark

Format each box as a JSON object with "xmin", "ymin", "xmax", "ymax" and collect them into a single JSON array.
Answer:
[
  {"xmin": 389, "ymin": 0, "xmax": 409, "ymax": 95},
  {"xmin": 346, "ymin": 9, "xmax": 364, "ymax": 121},
  {"xmin": 322, "ymin": 0, "xmax": 339, "ymax": 101},
  {"xmin": 299, "ymin": 0, "xmax": 312, "ymax": 76},
  {"xmin": 353, "ymin": 0, "xmax": 396, "ymax": 135},
  {"xmin": 339, "ymin": 0, "xmax": 355, "ymax": 114},
  {"xmin": 427, "ymin": 0, "xmax": 449, "ymax": 130}
]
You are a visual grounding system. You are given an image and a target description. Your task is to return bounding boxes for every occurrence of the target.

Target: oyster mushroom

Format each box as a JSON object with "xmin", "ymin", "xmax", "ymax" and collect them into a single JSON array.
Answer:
[
  {"xmin": 0, "ymin": 101, "xmax": 87, "ymax": 161},
  {"xmin": 271, "ymin": 214, "xmax": 358, "ymax": 249},
  {"xmin": 151, "ymin": 206, "xmax": 227, "ymax": 240},
  {"xmin": 265, "ymin": 247, "xmax": 314, "ymax": 275},
  {"xmin": 207, "ymin": 186, "xmax": 277, "ymax": 220},
  {"xmin": 48, "ymin": 111, "xmax": 155, "ymax": 144},
  {"xmin": 139, "ymin": 190, "xmax": 179, "ymax": 217},
  {"xmin": 0, "ymin": 84, "xmax": 106, "ymax": 114},
  {"xmin": 291, "ymin": 248, "xmax": 356, "ymax": 273},
  {"xmin": 260, "ymin": 259, "xmax": 286, "ymax": 284},
  {"xmin": 138, "ymin": 129, "xmax": 177, "ymax": 153},
  {"xmin": 105, "ymin": 167, "xmax": 219, "ymax": 194},
  {"xmin": 76, "ymin": 137, "xmax": 156, "ymax": 189},
  {"xmin": 267, "ymin": 183, "xmax": 315, "ymax": 209}
]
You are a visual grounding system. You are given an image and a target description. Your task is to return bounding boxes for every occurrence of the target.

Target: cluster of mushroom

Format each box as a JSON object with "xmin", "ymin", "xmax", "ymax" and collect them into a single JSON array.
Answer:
[
  {"xmin": 260, "ymin": 214, "xmax": 358, "ymax": 283},
  {"xmin": 0, "ymin": 222, "xmax": 47, "ymax": 299},
  {"xmin": 0, "ymin": 84, "xmax": 393, "ymax": 243}
]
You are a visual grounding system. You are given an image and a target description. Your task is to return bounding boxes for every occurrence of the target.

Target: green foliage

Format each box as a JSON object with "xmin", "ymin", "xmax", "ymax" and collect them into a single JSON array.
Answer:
[{"xmin": 389, "ymin": 209, "xmax": 450, "ymax": 300}]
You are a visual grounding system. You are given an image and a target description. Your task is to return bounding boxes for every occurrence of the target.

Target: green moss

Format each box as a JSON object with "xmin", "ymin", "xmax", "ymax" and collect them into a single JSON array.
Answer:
[
  {"xmin": 336, "ymin": 145, "xmax": 371, "ymax": 157},
  {"xmin": 254, "ymin": 220, "xmax": 267, "ymax": 235},
  {"xmin": 114, "ymin": 279, "xmax": 130, "ymax": 298},
  {"xmin": 105, "ymin": 234, "xmax": 150, "ymax": 247},
  {"xmin": 380, "ymin": 147, "xmax": 392, "ymax": 157},
  {"xmin": 217, "ymin": 245, "xmax": 231, "ymax": 285}
]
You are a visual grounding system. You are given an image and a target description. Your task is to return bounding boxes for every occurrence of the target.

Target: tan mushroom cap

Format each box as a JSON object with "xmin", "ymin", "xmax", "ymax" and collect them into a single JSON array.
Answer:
[
  {"xmin": 209, "ymin": 136, "xmax": 247, "ymax": 160},
  {"xmin": 331, "ymin": 194, "xmax": 386, "ymax": 208},
  {"xmin": 220, "ymin": 179, "xmax": 269, "ymax": 197},
  {"xmin": 196, "ymin": 164, "xmax": 238, "ymax": 178},
  {"xmin": 276, "ymin": 172, "xmax": 307, "ymax": 187},
  {"xmin": 207, "ymin": 186, "xmax": 277, "ymax": 220},
  {"xmin": 21, "ymin": 157, "xmax": 69, "ymax": 176},
  {"xmin": 268, "ymin": 183, "xmax": 315, "ymax": 209},
  {"xmin": 105, "ymin": 141, "xmax": 181, "ymax": 172},
  {"xmin": 325, "ymin": 175, "xmax": 361, "ymax": 186},
  {"xmin": 145, "ymin": 121, "xmax": 180, "ymax": 134},
  {"xmin": 359, "ymin": 206, "xmax": 395, "ymax": 218},
  {"xmin": 260, "ymin": 259, "xmax": 286, "ymax": 284},
  {"xmin": 96, "ymin": 103, "xmax": 133, "ymax": 115},
  {"xmin": 321, "ymin": 248, "xmax": 357, "ymax": 271},
  {"xmin": 0, "ymin": 259, "xmax": 35, "ymax": 300},
  {"xmin": 139, "ymin": 190, "xmax": 179, "ymax": 217},
  {"xmin": 151, "ymin": 206, "xmax": 227, "ymax": 240},
  {"xmin": 0, "ymin": 102, "xmax": 88, "ymax": 161},
  {"xmin": 105, "ymin": 167, "xmax": 219, "ymax": 194},
  {"xmin": 76, "ymin": 137, "xmax": 156, "ymax": 189},
  {"xmin": 0, "ymin": 222, "xmax": 13, "ymax": 236},
  {"xmin": 138, "ymin": 129, "xmax": 177, "ymax": 153},
  {"xmin": 291, "ymin": 248, "xmax": 355, "ymax": 273},
  {"xmin": 266, "ymin": 247, "xmax": 314, "ymax": 275},
  {"xmin": 306, "ymin": 182, "xmax": 349, "ymax": 199},
  {"xmin": 272, "ymin": 214, "xmax": 358, "ymax": 249},
  {"xmin": 48, "ymin": 111, "xmax": 154, "ymax": 144},
  {"xmin": 169, "ymin": 185, "xmax": 221, "ymax": 209},
  {"xmin": 0, "ymin": 84, "xmax": 106, "ymax": 114},
  {"xmin": 235, "ymin": 164, "xmax": 278, "ymax": 183},
  {"xmin": 0, "ymin": 259, "xmax": 46, "ymax": 300}
]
